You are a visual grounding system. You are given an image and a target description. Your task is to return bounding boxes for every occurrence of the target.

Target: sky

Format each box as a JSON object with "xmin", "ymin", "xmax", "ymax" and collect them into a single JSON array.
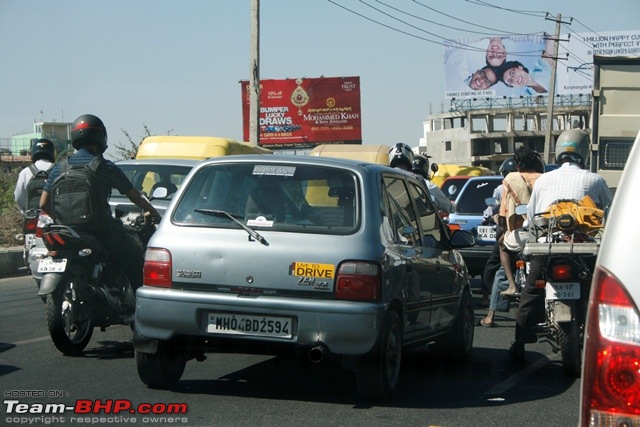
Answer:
[{"xmin": 1, "ymin": 0, "xmax": 639, "ymax": 160}]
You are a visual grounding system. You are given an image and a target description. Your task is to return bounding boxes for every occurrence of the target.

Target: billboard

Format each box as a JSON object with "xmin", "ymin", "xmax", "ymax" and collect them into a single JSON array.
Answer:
[
  {"xmin": 443, "ymin": 30, "xmax": 640, "ymax": 99},
  {"xmin": 241, "ymin": 76, "xmax": 362, "ymax": 148}
]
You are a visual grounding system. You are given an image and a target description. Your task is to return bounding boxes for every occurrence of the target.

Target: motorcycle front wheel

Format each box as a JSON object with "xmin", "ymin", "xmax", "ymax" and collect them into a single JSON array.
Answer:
[{"xmin": 45, "ymin": 277, "xmax": 93, "ymax": 356}]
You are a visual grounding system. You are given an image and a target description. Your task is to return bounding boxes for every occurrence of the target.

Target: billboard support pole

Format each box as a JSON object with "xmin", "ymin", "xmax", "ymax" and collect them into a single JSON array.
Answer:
[{"xmin": 249, "ymin": 0, "xmax": 260, "ymax": 146}]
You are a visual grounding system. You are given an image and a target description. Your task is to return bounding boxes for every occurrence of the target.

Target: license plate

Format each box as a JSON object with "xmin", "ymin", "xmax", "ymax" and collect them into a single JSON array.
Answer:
[
  {"xmin": 477, "ymin": 225, "xmax": 496, "ymax": 241},
  {"xmin": 546, "ymin": 282, "xmax": 580, "ymax": 300},
  {"xmin": 37, "ymin": 258, "xmax": 67, "ymax": 273},
  {"xmin": 207, "ymin": 313, "xmax": 293, "ymax": 338},
  {"xmin": 25, "ymin": 234, "xmax": 36, "ymax": 248}
]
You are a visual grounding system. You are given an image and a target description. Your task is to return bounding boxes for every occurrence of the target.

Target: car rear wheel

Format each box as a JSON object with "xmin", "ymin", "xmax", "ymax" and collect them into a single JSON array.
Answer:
[
  {"xmin": 432, "ymin": 288, "xmax": 474, "ymax": 360},
  {"xmin": 356, "ymin": 311, "xmax": 402, "ymax": 402},
  {"xmin": 136, "ymin": 342, "xmax": 186, "ymax": 389}
]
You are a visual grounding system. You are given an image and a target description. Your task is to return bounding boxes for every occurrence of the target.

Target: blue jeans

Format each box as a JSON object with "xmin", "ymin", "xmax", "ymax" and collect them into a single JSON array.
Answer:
[{"xmin": 489, "ymin": 267, "xmax": 511, "ymax": 312}]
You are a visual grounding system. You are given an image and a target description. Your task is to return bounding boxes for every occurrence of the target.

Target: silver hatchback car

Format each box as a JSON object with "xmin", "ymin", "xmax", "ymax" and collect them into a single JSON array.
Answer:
[{"xmin": 134, "ymin": 155, "xmax": 476, "ymax": 401}]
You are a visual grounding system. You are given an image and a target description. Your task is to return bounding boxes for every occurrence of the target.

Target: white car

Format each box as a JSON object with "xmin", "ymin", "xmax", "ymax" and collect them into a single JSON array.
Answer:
[{"xmin": 580, "ymin": 131, "xmax": 640, "ymax": 426}]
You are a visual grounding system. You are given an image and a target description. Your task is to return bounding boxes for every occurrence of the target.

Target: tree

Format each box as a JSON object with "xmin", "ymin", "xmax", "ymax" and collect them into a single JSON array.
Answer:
[{"xmin": 112, "ymin": 125, "xmax": 174, "ymax": 161}]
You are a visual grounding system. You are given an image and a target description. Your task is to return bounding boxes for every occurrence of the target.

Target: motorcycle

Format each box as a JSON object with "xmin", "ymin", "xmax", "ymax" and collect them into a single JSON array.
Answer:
[
  {"xmin": 518, "ymin": 196, "xmax": 604, "ymax": 377},
  {"xmin": 35, "ymin": 204, "xmax": 157, "ymax": 356}
]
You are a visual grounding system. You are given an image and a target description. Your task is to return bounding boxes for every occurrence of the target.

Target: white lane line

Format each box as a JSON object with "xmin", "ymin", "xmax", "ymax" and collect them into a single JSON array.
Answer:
[
  {"xmin": 0, "ymin": 336, "xmax": 50, "ymax": 349},
  {"xmin": 484, "ymin": 355, "xmax": 551, "ymax": 396}
]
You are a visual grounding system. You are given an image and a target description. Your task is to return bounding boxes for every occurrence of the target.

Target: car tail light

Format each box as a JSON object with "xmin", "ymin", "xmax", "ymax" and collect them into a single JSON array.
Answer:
[
  {"xmin": 581, "ymin": 266, "xmax": 640, "ymax": 426},
  {"xmin": 334, "ymin": 261, "xmax": 381, "ymax": 301},
  {"xmin": 143, "ymin": 248, "xmax": 172, "ymax": 288},
  {"xmin": 550, "ymin": 263, "xmax": 572, "ymax": 280}
]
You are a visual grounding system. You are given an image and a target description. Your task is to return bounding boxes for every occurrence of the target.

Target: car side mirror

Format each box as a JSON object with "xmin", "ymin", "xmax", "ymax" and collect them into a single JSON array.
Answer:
[{"xmin": 152, "ymin": 187, "xmax": 168, "ymax": 199}]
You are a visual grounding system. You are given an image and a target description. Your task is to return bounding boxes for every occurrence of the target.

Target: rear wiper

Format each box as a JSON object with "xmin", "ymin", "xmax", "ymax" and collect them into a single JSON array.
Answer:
[{"xmin": 193, "ymin": 209, "xmax": 268, "ymax": 246}]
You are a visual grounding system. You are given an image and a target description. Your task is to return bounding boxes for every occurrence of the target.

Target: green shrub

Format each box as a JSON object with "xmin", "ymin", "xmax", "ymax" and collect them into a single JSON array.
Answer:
[{"xmin": 0, "ymin": 171, "xmax": 23, "ymax": 247}]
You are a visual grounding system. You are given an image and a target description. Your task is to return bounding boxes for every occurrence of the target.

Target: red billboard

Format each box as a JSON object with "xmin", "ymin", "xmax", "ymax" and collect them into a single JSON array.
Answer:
[{"xmin": 241, "ymin": 76, "xmax": 362, "ymax": 148}]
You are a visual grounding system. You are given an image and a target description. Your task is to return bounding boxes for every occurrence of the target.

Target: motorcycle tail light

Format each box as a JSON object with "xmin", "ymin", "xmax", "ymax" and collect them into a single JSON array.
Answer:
[
  {"xmin": 36, "ymin": 212, "xmax": 52, "ymax": 238},
  {"xmin": 581, "ymin": 267, "xmax": 640, "ymax": 426},
  {"xmin": 24, "ymin": 218, "xmax": 38, "ymax": 233},
  {"xmin": 43, "ymin": 232, "xmax": 65, "ymax": 247},
  {"xmin": 335, "ymin": 261, "xmax": 381, "ymax": 301},
  {"xmin": 550, "ymin": 264, "xmax": 572, "ymax": 280},
  {"xmin": 144, "ymin": 248, "xmax": 172, "ymax": 288}
]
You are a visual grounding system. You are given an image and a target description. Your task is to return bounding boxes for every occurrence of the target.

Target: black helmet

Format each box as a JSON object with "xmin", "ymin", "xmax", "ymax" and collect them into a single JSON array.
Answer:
[
  {"xmin": 71, "ymin": 114, "xmax": 108, "ymax": 153},
  {"xmin": 498, "ymin": 157, "xmax": 516, "ymax": 177},
  {"xmin": 31, "ymin": 138, "xmax": 55, "ymax": 162},
  {"xmin": 411, "ymin": 154, "xmax": 430, "ymax": 179},
  {"xmin": 388, "ymin": 142, "xmax": 414, "ymax": 170},
  {"xmin": 555, "ymin": 129, "xmax": 589, "ymax": 168}
]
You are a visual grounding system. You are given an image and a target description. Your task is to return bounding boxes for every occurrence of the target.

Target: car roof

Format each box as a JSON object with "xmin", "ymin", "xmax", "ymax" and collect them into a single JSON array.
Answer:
[
  {"xmin": 115, "ymin": 158, "xmax": 200, "ymax": 167},
  {"xmin": 195, "ymin": 153, "xmax": 395, "ymax": 173}
]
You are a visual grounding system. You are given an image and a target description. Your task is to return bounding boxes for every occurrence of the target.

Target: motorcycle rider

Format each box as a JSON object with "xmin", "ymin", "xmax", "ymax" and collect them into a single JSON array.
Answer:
[
  {"xmin": 509, "ymin": 129, "xmax": 613, "ymax": 362},
  {"xmin": 477, "ymin": 157, "xmax": 515, "ymax": 319},
  {"xmin": 14, "ymin": 138, "xmax": 55, "ymax": 213},
  {"xmin": 39, "ymin": 114, "xmax": 161, "ymax": 291},
  {"xmin": 411, "ymin": 153, "xmax": 454, "ymax": 215},
  {"xmin": 388, "ymin": 143, "xmax": 453, "ymax": 214}
]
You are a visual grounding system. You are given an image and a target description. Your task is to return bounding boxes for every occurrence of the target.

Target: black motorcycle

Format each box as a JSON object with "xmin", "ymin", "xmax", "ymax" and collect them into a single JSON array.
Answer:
[
  {"xmin": 520, "ymin": 197, "xmax": 604, "ymax": 377},
  {"xmin": 37, "ymin": 205, "xmax": 156, "ymax": 356}
]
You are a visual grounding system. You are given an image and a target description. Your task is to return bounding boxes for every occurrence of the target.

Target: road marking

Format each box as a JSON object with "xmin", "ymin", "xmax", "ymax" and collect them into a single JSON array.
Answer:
[
  {"xmin": 0, "ymin": 336, "xmax": 50, "ymax": 350},
  {"xmin": 484, "ymin": 355, "xmax": 551, "ymax": 396}
]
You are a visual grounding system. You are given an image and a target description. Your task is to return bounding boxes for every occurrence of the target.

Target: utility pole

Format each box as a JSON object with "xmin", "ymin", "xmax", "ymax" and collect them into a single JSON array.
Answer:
[
  {"xmin": 543, "ymin": 13, "xmax": 571, "ymax": 164},
  {"xmin": 249, "ymin": 0, "xmax": 260, "ymax": 145}
]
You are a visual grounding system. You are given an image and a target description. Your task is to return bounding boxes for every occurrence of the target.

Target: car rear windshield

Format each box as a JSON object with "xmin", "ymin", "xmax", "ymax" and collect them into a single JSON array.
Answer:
[
  {"xmin": 455, "ymin": 178, "xmax": 501, "ymax": 214},
  {"xmin": 117, "ymin": 164, "xmax": 192, "ymax": 198},
  {"xmin": 172, "ymin": 163, "xmax": 359, "ymax": 234}
]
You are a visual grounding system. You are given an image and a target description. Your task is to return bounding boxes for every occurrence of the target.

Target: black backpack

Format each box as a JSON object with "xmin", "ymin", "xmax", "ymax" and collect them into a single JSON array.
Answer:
[
  {"xmin": 25, "ymin": 163, "xmax": 53, "ymax": 210},
  {"xmin": 50, "ymin": 156, "xmax": 109, "ymax": 234}
]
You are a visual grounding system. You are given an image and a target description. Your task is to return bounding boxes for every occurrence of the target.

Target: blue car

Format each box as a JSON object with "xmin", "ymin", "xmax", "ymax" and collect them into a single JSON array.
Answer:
[{"xmin": 447, "ymin": 175, "xmax": 503, "ymax": 277}]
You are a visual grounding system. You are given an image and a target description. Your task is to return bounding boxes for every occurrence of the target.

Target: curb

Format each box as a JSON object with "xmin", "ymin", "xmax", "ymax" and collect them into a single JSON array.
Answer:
[{"xmin": 0, "ymin": 246, "xmax": 28, "ymax": 278}]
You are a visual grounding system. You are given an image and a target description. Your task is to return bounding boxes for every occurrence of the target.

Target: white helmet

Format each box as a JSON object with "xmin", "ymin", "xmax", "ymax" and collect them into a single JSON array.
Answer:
[{"xmin": 555, "ymin": 129, "xmax": 589, "ymax": 168}]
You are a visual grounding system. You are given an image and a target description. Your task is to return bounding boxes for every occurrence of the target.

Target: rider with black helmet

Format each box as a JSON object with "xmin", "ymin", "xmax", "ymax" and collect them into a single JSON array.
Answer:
[
  {"xmin": 411, "ymin": 153, "xmax": 453, "ymax": 214},
  {"xmin": 40, "ymin": 114, "xmax": 160, "ymax": 291},
  {"xmin": 14, "ymin": 138, "xmax": 56, "ymax": 213}
]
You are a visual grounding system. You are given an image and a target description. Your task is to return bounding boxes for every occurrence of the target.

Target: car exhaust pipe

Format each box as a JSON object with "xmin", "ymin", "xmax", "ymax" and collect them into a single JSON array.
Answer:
[{"xmin": 308, "ymin": 345, "xmax": 325, "ymax": 363}]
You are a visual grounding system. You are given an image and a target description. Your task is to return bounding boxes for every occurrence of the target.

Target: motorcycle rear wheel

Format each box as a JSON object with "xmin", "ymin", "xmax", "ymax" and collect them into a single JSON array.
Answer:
[
  {"xmin": 557, "ymin": 319, "xmax": 582, "ymax": 378},
  {"xmin": 45, "ymin": 279, "xmax": 93, "ymax": 356}
]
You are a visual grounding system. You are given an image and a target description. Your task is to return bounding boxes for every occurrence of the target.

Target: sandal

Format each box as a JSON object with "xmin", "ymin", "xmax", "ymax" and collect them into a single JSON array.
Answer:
[{"xmin": 477, "ymin": 318, "xmax": 495, "ymax": 328}]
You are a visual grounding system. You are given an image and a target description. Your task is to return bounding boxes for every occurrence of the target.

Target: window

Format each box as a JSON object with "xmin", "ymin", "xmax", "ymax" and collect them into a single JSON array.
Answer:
[
  {"xmin": 408, "ymin": 182, "xmax": 441, "ymax": 247},
  {"xmin": 172, "ymin": 163, "xmax": 358, "ymax": 234},
  {"xmin": 383, "ymin": 176, "xmax": 420, "ymax": 245}
]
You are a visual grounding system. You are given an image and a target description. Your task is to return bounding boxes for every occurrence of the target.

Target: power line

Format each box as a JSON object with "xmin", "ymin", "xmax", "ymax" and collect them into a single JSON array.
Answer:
[{"xmin": 463, "ymin": 0, "xmax": 548, "ymax": 18}]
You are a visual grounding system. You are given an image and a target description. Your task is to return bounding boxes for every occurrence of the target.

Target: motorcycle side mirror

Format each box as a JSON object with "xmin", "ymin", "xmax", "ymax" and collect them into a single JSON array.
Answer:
[
  {"xmin": 485, "ymin": 197, "xmax": 498, "ymax": 207},
  {"xmin": 515, "ymin": 204, "xmax": 528, "ymax": 215},
  {"xmin": 430, "ymin": 163, "xmax": 439, "ymax": 173}
]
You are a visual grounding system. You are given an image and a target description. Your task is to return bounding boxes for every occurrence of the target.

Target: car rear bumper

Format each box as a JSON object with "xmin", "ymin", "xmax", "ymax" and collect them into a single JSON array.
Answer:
[
  {"xmin": 457, "ymin": 245, "xmax": 494, "ymax": 276},
  {"xmin": 135, "ymin": 286, "xmax": 388, "ymax": 356}
]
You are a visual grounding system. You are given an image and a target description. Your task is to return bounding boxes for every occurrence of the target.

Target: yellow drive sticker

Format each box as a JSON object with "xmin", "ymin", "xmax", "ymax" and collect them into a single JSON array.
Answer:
[{"xmin": 289, "ymin": 262, "xmax": 335, "ymax": 279}]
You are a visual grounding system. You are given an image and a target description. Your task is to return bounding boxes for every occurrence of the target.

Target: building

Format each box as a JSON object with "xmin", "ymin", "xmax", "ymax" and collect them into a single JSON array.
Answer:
[
  {"xmin": 419, "ymin": 96, "xmax": 591, "ymax": 172},
  {"xmin": 0, "ymin": 121, "xmax": 72, "ymax": 171}
]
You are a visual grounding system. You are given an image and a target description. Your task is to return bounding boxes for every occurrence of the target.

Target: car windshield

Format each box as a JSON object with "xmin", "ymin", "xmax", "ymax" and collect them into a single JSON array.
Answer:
[
  {"xmin": 116, "ymin": 164, "xmax": 192, "ymax": 198},
  {"xmin": 455, "ymin": 179, "xmax": 501, "ymax": 214},
  {"xmin": 173, "ymin": 163, "xmax": 359, "ymax": 234},
  {"xmin": 442, "ymin": 178, "xmax": 469, "ymax": 201}
]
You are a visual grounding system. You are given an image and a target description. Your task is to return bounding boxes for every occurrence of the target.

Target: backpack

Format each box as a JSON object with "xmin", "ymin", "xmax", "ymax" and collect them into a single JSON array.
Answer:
[
  {"xmin": 50, "ymin": 156, "xmax": 109, "ymax": 234},
  {"xmin": 25, "ymin": 163, "xmax": 53, "ymax": 210}
]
